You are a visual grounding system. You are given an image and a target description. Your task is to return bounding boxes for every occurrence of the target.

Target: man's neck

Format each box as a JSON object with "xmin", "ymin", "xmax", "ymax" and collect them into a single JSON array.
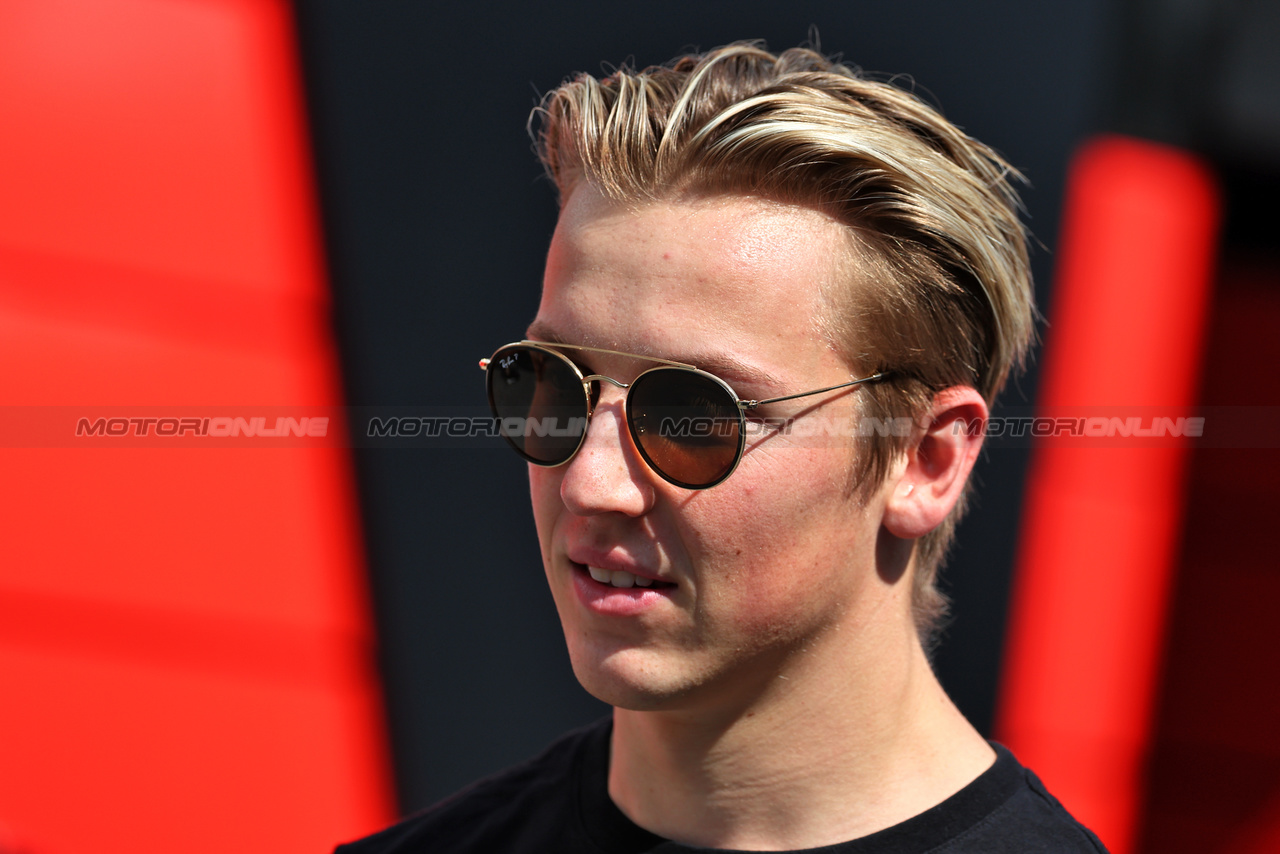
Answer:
[{"xmin": 606, "ymin": 626, "xmax": 994, "ymax": 851}]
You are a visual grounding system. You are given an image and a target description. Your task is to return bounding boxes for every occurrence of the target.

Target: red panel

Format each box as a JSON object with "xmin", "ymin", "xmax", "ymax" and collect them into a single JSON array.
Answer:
[
  {"xmin": 0, "ymin": 642, "xmax": 388, "ymax": 854},
  {"xmin": 0, "ymin": 1, "xmax": 393, "ymax": 852},
  {"xmin": 997, "ymin": 136, "xmax": 1220, "ymax": 853},
  {"xmin": 0, "ymin": 0, "xmax": 324, "ymax": 297}
]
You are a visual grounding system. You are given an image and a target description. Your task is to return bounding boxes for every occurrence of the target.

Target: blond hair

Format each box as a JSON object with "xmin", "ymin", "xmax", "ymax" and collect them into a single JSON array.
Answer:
[{"xmin": 532, "ymin": 41, "xmax": 1034, "ymax": 644}]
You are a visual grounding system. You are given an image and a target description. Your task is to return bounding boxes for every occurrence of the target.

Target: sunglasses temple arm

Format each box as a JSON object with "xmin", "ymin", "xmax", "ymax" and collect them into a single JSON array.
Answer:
[{"xmin": 742, "ymin": 372, "xmax": 889, "ymax": 409}]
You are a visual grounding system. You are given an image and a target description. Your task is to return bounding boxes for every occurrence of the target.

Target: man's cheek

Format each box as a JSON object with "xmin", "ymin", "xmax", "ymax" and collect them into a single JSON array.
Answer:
[{"xmin": 699, "ymin": 559, "xmax": 821, "ymax": 636}]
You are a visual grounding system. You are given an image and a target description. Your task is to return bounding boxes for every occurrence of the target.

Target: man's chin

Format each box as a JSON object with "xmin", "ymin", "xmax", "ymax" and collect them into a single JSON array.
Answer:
[{"xmin": 567, "ymin": 647, "xmax": 701, "ymax": 712}]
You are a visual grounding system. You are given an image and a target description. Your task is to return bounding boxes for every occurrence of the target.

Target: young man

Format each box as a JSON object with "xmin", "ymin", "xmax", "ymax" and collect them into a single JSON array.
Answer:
[{"xmin": 340, "ymin": 42, "xmax": 1106, "ymax": 853}]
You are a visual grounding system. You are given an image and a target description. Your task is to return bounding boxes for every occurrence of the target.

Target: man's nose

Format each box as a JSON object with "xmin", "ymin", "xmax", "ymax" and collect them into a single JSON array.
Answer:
[{"xmin": 558, "ymin": 390, "xmax": 655, "ymax": 517}]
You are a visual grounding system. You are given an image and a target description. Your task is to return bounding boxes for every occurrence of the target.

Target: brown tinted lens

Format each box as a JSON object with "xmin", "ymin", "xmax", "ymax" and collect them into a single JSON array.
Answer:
[
  {"xmin": 486, "ymin": 345, "xmax": 587, "ymax": 465},
  {"xmin": 627, "ymin": 368, "xmax": 742, "ymax": 488}
]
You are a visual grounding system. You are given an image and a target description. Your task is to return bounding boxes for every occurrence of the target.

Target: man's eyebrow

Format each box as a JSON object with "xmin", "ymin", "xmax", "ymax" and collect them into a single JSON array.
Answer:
[
  {"xmin": 523, "ymin": 320, "xmax": 564, "ymax": 344},
  {"xmin": 683, "ymin": 352, "xmax": 786, "ymax": 392}
]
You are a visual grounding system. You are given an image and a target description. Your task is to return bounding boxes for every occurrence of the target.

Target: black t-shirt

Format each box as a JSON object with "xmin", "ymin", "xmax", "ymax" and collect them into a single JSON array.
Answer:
[{"xmin": 336, "ymin": 718, "xmax": 1107, "ymax": 853}]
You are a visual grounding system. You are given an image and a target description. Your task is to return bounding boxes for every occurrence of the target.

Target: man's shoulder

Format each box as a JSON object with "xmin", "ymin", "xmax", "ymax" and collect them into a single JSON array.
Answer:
[
  {"xmin": 333, "ymin": 718, "xmax": 609, "ymax": 854},
  {"xmin": 912, "ymin": 742, "xmax": 1108, "ymax": 854}
]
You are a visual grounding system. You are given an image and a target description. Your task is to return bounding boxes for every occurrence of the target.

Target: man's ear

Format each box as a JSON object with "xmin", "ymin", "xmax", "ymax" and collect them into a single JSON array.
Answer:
[{"xmin": 882, "ymin": 387, "xmax": 987, "ymax": 540}]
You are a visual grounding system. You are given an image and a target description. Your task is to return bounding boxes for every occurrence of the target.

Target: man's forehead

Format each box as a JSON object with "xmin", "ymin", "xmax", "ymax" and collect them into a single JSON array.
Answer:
[
  {"xmin": 551, "ymin": 185, "xmax": 850, "ymax": 288},
  {"xmin": 543, "ymin": 186, "xmax": 854, "ymax": 362}
]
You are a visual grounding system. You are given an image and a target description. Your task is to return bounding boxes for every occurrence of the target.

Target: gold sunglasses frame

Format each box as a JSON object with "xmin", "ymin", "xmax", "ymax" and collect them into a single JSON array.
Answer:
[{"xmin": 480, "ymin": 340, "xmax": 888, "ymax": 489}]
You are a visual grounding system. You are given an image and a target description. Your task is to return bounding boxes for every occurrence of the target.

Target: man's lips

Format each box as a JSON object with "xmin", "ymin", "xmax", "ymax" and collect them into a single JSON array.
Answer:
[
  {"xmin": 581, "ymin": 563, "xmax": 676, "ymax": 590},
  {"xmin": 569, "ymin": 562, "xmax": 678, "ymax": 616},
  {"xmin": 566, "ymin": 549, "xmax": 675, "ymax": 590}
]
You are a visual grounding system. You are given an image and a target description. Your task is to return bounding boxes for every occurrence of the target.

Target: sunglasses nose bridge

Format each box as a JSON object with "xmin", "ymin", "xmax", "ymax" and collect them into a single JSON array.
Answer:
[
  {"xmin": 581, "ymin": 373, "xmax": 628, "ymax": 389},
  {"xmin": 579, "ymin": 373, "xmax": 629, "ymax": 416}
]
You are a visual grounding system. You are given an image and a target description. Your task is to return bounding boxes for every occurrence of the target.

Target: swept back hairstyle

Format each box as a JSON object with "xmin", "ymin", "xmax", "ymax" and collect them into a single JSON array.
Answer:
[{"xmin": 532, "ymin": 41, "xmax": 1035, "ymax": 643}]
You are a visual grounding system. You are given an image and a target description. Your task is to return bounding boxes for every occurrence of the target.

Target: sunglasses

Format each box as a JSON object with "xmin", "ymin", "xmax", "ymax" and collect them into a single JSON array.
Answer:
[{"xmin": 480, "ymin": 340, "xmax": 887, "ymax": 489}]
